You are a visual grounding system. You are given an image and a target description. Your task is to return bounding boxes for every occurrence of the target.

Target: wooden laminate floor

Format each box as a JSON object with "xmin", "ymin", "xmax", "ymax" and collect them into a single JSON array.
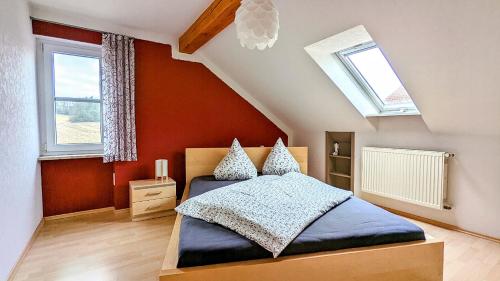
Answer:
[{"xmin": 10, "ymin": 210, "xmax": 500, "ymax": 281}]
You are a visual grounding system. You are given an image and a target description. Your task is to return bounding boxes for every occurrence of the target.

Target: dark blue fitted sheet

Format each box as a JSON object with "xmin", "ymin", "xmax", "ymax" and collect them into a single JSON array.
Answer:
[{"xmin": 177, "ymin": 176, "xmax": 425, "ymax": 267}]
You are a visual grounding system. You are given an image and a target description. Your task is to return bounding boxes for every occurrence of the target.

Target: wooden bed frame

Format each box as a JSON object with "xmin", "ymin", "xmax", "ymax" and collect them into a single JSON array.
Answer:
[{"xmin": 159, "ymin": 147, "xmax": 444, "ymax": 281}]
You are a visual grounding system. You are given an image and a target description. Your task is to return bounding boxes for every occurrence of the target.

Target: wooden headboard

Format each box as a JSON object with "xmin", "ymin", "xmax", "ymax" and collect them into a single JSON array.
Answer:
[{"xmin": 183, "ymin": 147, "xmax": 308, "ymax": 200}]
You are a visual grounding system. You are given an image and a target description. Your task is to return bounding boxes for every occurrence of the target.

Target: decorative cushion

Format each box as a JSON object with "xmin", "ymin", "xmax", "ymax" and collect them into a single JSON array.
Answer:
[
  {"xmin": 262, "ymin": 138, "xmax": 300, "ymax": 176},
  {"xmin": 214, "ymin": 139, "xmax": 258, "ymax": 180}
]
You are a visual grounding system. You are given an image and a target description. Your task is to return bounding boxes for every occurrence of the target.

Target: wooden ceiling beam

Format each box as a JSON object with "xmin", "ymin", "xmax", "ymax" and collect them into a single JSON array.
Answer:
[{"xmin": 179, "ymin": 0, "xmax": 241, "ymax": 54}]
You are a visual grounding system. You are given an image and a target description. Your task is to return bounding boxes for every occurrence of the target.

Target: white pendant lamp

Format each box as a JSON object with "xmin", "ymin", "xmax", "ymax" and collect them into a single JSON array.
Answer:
[{"xmin": 235, "ymin": 0, "xmax": 279, "ymax": 50}]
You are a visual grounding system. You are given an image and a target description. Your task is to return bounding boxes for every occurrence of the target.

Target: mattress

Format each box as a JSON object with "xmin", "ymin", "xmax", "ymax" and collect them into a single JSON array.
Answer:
[{"xmin": 177, "ymin": 176, "xmax": 425, "ymax": 268}]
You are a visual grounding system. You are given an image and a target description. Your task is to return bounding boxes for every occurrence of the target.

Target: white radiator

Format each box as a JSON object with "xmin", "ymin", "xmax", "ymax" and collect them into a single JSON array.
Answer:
[{"xmin": 361, "ymin": 147, "xmax": 451, "ymax": 210}]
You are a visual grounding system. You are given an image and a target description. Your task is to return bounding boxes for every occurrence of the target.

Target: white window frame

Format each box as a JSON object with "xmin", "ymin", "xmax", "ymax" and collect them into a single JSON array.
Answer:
[
  {"xmin": 336, "ymin": 42, "xmax": 418, "ymax": 114},
  {"xmin": 36, "ymin": 38, "xmax": 104, "ymax": 156}
]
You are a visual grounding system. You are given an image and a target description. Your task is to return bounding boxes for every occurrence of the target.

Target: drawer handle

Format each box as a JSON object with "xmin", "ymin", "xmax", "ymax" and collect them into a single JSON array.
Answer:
[
  {"xmin": 146, "ymin": 204, "xmax": 162, "ymax": 211},
  {"xmin": 145, "ymin": 191, "xmax": 162, "ymax": 196}
]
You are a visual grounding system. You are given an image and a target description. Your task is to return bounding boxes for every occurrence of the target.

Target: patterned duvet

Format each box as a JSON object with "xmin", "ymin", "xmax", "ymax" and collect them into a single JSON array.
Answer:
[{"xmin": 175, "ymin": 172, "xmax": 353, "ymax": 257}]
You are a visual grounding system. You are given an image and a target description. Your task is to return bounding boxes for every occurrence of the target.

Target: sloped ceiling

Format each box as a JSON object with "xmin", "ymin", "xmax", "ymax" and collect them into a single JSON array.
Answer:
[
  {"xmin": 29, "ymin": 0, "xmax": 500, "ymax": 137},
  {"xmin": 201, "ymin": 0, "xmax": 500, "ymax": 136}
]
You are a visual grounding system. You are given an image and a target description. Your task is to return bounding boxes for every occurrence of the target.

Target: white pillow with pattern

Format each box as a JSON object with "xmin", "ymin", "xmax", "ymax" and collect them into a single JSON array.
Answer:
[
  {"xmin": 214, "ymin": 139, "xmax": 258, "ymax": 180},
  {"xmin": 262, "ymin": 138, "xmax": 300, "ymax": 176}
]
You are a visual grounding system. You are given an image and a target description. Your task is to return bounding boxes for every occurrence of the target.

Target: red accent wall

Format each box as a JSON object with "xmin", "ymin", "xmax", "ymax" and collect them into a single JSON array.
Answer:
[
  {"xmin": 113, "ymin": 40, "xmax": 287, "ymax": 207},
  {"xmin": 34, "ymin": 20, "xmax": 287, "ymax": 214},
  {"xmin": 41, "ymin": 159, "xmax": 114, "ymax": 216},
  {"xmin": 32, "ymin": 20, "xmax": 102, "ymax": 44}
]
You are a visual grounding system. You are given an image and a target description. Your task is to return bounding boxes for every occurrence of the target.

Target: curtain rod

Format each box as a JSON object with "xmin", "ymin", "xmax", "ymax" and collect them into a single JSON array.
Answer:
[{"xmin": 30, "ymin": 17, "xmax": 136, "ymax": 39}]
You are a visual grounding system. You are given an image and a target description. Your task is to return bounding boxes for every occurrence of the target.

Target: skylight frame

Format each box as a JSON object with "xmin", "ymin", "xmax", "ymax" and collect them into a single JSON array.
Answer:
[{"xmin": 336, "ymin": 42, "xmax": 418, "ymax": 114}]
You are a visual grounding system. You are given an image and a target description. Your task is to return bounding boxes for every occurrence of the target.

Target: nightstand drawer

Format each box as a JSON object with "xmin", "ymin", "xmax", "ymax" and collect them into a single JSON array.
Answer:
[
  {"xmin": 129, "ymin": 178, "xmax": 177, "ymax": 221},
  {"xmin": 132, "ymin": 197, "xmax": 176, "ymax": 216},
  {"xmin": 132, "ymin": 186, "xmax": 175, "ymax": 203}
]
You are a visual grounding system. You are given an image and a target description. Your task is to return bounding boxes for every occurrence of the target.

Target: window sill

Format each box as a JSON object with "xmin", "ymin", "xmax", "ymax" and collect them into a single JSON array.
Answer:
[{"xmin": 38, "ymin": 153, "xmax": 104, "ymax": 161}]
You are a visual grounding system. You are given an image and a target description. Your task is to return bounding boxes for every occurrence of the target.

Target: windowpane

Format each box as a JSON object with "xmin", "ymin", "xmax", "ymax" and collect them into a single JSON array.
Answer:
[
  {"xmin": 53, "ymin": 53, "xmax": 100, "ymax": 100},
  {"xmin": 346, "ymin": 47, "xmax": 413, "ymax": 106},
  {"xmin": 55, "ymin": 101, "xmax": 102, "ymax": 144}
]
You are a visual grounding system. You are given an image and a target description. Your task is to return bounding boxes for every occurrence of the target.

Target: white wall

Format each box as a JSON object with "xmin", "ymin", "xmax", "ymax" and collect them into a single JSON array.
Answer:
[
  {"xmin": 295, "ymin": 116, "xmax": 500, "ymax": 238},
  {"xmin": 0, "ymin": 0, "xmax": 42, "ymax": 280}
]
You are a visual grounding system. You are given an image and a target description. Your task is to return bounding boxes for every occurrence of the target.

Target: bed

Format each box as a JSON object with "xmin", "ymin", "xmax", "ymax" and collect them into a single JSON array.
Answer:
[{"xmin": 159, "ymin": 147, "xmax": 444, "ymax": 281}]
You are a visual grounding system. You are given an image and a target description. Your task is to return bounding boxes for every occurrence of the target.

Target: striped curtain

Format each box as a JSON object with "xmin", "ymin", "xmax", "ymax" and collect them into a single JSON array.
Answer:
[{"xmin": 101, "ymin": 33, "xmax": 137, "ymax": 163}]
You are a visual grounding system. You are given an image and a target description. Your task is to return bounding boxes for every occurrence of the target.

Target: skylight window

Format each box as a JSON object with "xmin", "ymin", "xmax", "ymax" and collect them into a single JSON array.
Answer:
[{"xmin": 336, "ymin": 42, "xmax": 418, "ymax": 114}]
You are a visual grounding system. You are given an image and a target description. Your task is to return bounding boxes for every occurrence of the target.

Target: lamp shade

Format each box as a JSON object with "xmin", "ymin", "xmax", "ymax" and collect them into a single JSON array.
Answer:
[{"xmin": 235, "ymin": 0, "xmax": 279, "ymax": 50}]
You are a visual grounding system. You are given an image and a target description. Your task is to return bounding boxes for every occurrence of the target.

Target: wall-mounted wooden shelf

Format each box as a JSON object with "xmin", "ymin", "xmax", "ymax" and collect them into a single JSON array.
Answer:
[
  {"xmin": 326, "ymin": 132, "xmax": 354, "ymax": 191},
  {"xmin": 329, "ymin": 172, "xmax": 351, "ymax": 178},
  {"xmin": 329, "ymin": 155, "xmax": 351, "ymax": 160}
]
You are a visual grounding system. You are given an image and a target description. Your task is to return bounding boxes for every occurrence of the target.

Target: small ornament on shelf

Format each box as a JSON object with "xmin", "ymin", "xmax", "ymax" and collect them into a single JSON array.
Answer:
[{"xmin": 331, "ymin": 142, "xmax": 340, "ymax": 156}]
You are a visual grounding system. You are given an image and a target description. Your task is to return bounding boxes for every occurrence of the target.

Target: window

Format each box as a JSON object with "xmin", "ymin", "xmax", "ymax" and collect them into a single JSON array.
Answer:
[
  {"xmin": 305, "ymin": 26, "xmax": 419, "ymax": 117},
  {"xmin": 336, "ymin": 42, "xmax": 419, "ymax": 114},
  {"xmin": 37, "ymin": 39, "xmax": 103, "ymax": 155}
]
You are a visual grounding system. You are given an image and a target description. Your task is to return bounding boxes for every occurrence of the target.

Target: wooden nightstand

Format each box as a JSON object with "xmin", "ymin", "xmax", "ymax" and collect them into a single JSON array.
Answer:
[{"xmin": 129, "ymin": 178, "xmax": 176, "ymax": 221}]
